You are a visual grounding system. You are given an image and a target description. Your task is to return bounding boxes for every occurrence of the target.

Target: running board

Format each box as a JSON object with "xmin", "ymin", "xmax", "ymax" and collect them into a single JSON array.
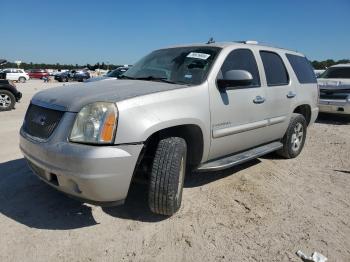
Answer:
[{"xmin": 196, "ymin": 141, "xmax": 283, "ymax": 172}]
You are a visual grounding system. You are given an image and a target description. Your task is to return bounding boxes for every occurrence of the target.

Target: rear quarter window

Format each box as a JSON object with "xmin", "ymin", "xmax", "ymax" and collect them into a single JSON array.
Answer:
[{"xmin": 286, "ymin": 54, "xmax": 317, "ymax": 84}]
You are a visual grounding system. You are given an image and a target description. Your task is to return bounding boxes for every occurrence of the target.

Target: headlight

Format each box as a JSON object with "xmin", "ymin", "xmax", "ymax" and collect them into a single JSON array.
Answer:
[{"xmin": 70, "ymin": 102, "xmax": 118, "ymax": 144}]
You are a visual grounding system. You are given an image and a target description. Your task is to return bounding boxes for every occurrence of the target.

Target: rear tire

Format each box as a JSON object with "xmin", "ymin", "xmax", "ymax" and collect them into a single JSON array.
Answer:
[
  {"xmin": 148, "ymin": 137, "xmax": 187, "ymax": 216},
  {"xmin": 277, "ymin": 113, "xmax": 307, "ymax": 159},
  {"xmin": 18, "ymin": 77, "xmax": 26, "ymax": 83},
  {"xmin": 0, "ymin": 90, "xmax": 15, "ymax": 111}
]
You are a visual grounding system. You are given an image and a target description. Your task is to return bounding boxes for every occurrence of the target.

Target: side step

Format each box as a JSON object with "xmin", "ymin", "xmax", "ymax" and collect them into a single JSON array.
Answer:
[{"xmin": 196, "ymin": 141, "xmax": 283, "ymax": 172}]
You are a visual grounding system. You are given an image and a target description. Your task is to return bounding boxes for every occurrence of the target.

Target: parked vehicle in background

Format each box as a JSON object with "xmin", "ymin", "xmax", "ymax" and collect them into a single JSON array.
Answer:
[
  {"xmin": 0, "ymin": 60, "xmax": 22, "ymax": 111},
  {"xmin": 314, "ymin": 69, "xmax": 325, "ymax": 78},
  {"xmin": 0, "ymin": 68, "xmax": 29, "ymax": 83},
  {"xmin": 318, "ymin": 64, "xmax": 350, "ymax": 115},
  {"xmin": 85, "ymin": 67, "xmax": 129, "ymax": 82},
  {"xmin": 0, "ymin": 59, "xmax": 22, "ymax": 110},
  {"xmin": 0, "ymin": 79, "xmax": 22, "ymax": 111},
  {"xmin": 28, "ymin": 69, "xmax": 49, "ymax": 79},
  {"xmin": 20, "ymin": 41, "xmax": 318, "ymax": 216},
  {"xmin": 54, "ymin": 70, "xmax": 90, "ymax": 82},
  {"xmin": 107, "ymin": 67, "xmax": 129, "ymax": 78}
]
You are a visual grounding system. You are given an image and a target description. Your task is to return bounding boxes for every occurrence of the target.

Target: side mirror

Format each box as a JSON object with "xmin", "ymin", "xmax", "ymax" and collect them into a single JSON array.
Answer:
[{"xmin": 217, "ymin": 70, "xmax": 253, "ymax": 90}]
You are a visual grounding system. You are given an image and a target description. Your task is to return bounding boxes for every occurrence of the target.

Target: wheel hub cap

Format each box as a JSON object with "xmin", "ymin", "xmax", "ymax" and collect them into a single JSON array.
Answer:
[
  {"xmin": 0, "ymin": 94, "xmax": 11, "ymax": 108},
  {"xmin": 291, "ymin": 123, "xmax": 304, "ymax": 151}
]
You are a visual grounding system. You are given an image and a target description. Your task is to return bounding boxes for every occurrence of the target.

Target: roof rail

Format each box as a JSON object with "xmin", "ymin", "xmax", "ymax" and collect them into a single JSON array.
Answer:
[
  {"xmin": 234, "ymin": 40, "xmax": 258, "ymax": 45},
  {"xmin": 234, "ymin": 40, "xmax": 298, "ymax": 53}
]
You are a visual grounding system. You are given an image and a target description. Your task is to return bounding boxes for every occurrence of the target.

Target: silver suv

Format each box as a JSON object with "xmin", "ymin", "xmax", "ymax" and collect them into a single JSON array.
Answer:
[{"xmin": 20, "ymin": 41, "xmax": 319, "ymax": 215}]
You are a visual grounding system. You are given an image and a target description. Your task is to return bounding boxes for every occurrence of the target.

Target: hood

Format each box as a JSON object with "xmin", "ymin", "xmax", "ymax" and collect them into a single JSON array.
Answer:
[
  {"xmin": 318, "ymin": 78, "xmax": 350, "ymax": 91},
  {"xmin": 31, "ymin": 79, "xmax": 186, "ymax": 112}
]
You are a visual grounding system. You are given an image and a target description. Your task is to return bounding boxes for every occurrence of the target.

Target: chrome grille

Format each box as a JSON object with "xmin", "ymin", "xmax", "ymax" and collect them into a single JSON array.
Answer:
[{"xmin": 320, "ymin": 92, "xmax": 349, "ymax": 100}]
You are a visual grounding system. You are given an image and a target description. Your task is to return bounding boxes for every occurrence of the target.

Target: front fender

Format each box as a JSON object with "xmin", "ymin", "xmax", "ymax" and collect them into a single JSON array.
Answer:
[{"xmin": 114, "ymin": 84, "xmax": 211, "ymax": 162}]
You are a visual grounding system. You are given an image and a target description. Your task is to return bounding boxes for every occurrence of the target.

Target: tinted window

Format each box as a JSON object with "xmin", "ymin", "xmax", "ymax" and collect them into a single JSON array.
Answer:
[
  {"xmin": 286, "ymin": 54, "xmax": 316, "ymax": 83},
  {"xmin": 32, "ymin": 69, "xmax": 44, "ymax": 73},
  {"xmin": 320, "ymin": 67, "xmax": 350, "ymax": 79},
  {"xmin": 260, "ymin": 51, "xmax": 289, "ymax": 86},
  {"xmin": 219, "ymin": 49, "xmax": 260, "ymax": 87}
]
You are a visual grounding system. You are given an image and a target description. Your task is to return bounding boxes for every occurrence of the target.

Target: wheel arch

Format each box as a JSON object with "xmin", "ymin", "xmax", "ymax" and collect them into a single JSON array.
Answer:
[
  {"xmin": 293, "ymin": 104, "xmax": 311, "ymax": 125},
  {"xmin": 142, "ymin": 124, "xmax": 205, "ymax": 169}
]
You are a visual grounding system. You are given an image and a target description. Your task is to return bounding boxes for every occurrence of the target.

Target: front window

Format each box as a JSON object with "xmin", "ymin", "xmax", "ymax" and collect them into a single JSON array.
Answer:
[
  {"xmin": 122, "ymin": 46, "xmax": 221, "ymax": 86},
  {"xmin": 320, "ymin": 67, "xmax": 350, "ymax": 79}
]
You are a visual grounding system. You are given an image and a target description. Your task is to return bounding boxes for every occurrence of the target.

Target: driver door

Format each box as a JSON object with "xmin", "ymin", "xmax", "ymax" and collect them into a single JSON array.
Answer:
[{"xmin": 208, "ymin": 48, "xmax": 270, "ymax": 160}]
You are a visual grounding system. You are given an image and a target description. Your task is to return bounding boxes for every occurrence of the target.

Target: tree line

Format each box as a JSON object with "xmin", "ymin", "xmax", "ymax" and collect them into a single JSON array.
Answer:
[
  {"xmin": 311, "ymin": 59, "xmax": 350, "ymax": 70},
  {"xmin": 1, "ymin": 59, "xmax": 349, "ymax": 71},
  {"xmin": 0, "ymin": 62, "xmax": 126, "ymax": 71}
]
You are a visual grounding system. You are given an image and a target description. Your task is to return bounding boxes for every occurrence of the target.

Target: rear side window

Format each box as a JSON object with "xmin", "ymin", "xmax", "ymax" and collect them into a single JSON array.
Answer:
[
  {"xmin": 260, "ymin": 51, "xmax": 289, "ymax": 86},
  {"xmin": 219, "ymin": 49, "xmax": 261, "ymax": 88},
  {"xmin": 286, "ymin": 54, "xmax": 316, "ymax": 83}
]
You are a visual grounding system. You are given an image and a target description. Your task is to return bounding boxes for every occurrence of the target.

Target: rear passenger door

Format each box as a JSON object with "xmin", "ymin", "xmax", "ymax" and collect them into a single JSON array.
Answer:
[{"xmin": 259, "ymin": 51, "xmax": 296, "ymax": 140}]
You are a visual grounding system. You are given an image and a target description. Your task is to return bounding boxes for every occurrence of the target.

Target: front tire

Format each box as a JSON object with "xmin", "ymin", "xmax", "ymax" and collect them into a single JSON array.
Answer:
[
  {"xmin": 0, "ymin": 90, "xmax": 15, "ymax": 111},
  {"xmin": 18, "ymin": 77, "xmax": 26, "ymax": 83},
  {"xmin": 148, "ymin": 137, "xmax": 187, "ymax": 216},
  {"xmin": 277, "ymin": 113, "xmax": 307, "ymax": 159}
]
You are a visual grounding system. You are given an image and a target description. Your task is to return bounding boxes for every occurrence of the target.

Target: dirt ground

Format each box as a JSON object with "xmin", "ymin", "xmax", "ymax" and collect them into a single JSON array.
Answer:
[{"xmin": 0, "ymin": 80, "xmax": 349, "ymax": 262}]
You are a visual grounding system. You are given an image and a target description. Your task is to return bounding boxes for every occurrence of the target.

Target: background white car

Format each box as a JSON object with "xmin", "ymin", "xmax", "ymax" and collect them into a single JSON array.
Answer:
[{"xmin": 0, "ymin": 68, "xmax": 30, "ymax": 83}]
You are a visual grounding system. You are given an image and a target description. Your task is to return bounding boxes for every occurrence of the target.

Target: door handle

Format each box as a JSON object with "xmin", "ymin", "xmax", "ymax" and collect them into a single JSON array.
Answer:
[
  {"xmin": 253, "ymin": 96, "xmax": 265, "ymax": 104},
  {"xmin": 286, "ymin": 91, "xmax": 296, "ymax": 99}
]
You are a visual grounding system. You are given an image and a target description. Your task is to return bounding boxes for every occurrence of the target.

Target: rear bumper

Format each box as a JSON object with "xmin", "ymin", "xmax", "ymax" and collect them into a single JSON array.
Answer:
[
  {"xmin": 319, "ymin": 99, "xmax": 350, "ymax": 115},
  {"xmin": 20, "ymin": 132, "xmax": 143, "ymax": 204}
]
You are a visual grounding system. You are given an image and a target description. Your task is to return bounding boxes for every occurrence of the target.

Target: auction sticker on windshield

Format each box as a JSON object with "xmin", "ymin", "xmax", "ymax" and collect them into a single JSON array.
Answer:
[{"xmin": 187, "ymin": 52, "xmax": 211, "ymax": 60}]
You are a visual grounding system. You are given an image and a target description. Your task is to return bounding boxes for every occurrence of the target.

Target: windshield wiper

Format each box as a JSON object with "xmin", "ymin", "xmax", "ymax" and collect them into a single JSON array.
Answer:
[
  {"xmin": 134, "ymin": 76, "xmax": 188, "ymax": 85},
  {"xmin": 120, "ymin": 75, "xmax": 189, "ymax": 85}
]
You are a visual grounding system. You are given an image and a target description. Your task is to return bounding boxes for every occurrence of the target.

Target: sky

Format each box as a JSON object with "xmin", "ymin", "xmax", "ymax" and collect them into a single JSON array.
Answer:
[{"xmin": 1, "ymin": 0, "xmax": 349, "ymax": 65}]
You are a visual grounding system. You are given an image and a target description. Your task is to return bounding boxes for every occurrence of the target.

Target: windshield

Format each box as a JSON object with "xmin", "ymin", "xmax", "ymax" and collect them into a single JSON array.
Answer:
[
  {"xmin": 123, "ymin": 46, "xmax": 221, "ymax": 85},
  {"xmin": 320, "ymin": 67, "xmax": 350, "ymax": 79}
]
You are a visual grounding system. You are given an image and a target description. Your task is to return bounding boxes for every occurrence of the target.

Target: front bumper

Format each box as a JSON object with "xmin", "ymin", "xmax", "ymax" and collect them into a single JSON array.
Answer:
[
  {"xmin": 20, "ymin": 132, "xmax": 143, "ymax": 205},
  {"xmin": 15, "ymin": 91, "xmax": 22, "ymax": 102},
  {"xmin": 319, "ymin": 99, "xmax": 350, "ymax": 115}
]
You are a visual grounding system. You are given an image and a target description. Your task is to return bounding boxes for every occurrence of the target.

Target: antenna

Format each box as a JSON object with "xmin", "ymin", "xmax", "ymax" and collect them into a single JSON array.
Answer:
[{"xmin": 206, "ymin": 37, "xmax": 215, "ymax": 44}]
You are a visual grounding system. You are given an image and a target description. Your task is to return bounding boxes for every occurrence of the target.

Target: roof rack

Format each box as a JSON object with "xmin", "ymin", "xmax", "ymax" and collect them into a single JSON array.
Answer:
[
  {"xmin": 235, "ymin": 40, "xmax": 298, "ymax": 53},
  {"xmin": 235, "ymin": 40, "xmax": 258, "ymax": 45}
]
